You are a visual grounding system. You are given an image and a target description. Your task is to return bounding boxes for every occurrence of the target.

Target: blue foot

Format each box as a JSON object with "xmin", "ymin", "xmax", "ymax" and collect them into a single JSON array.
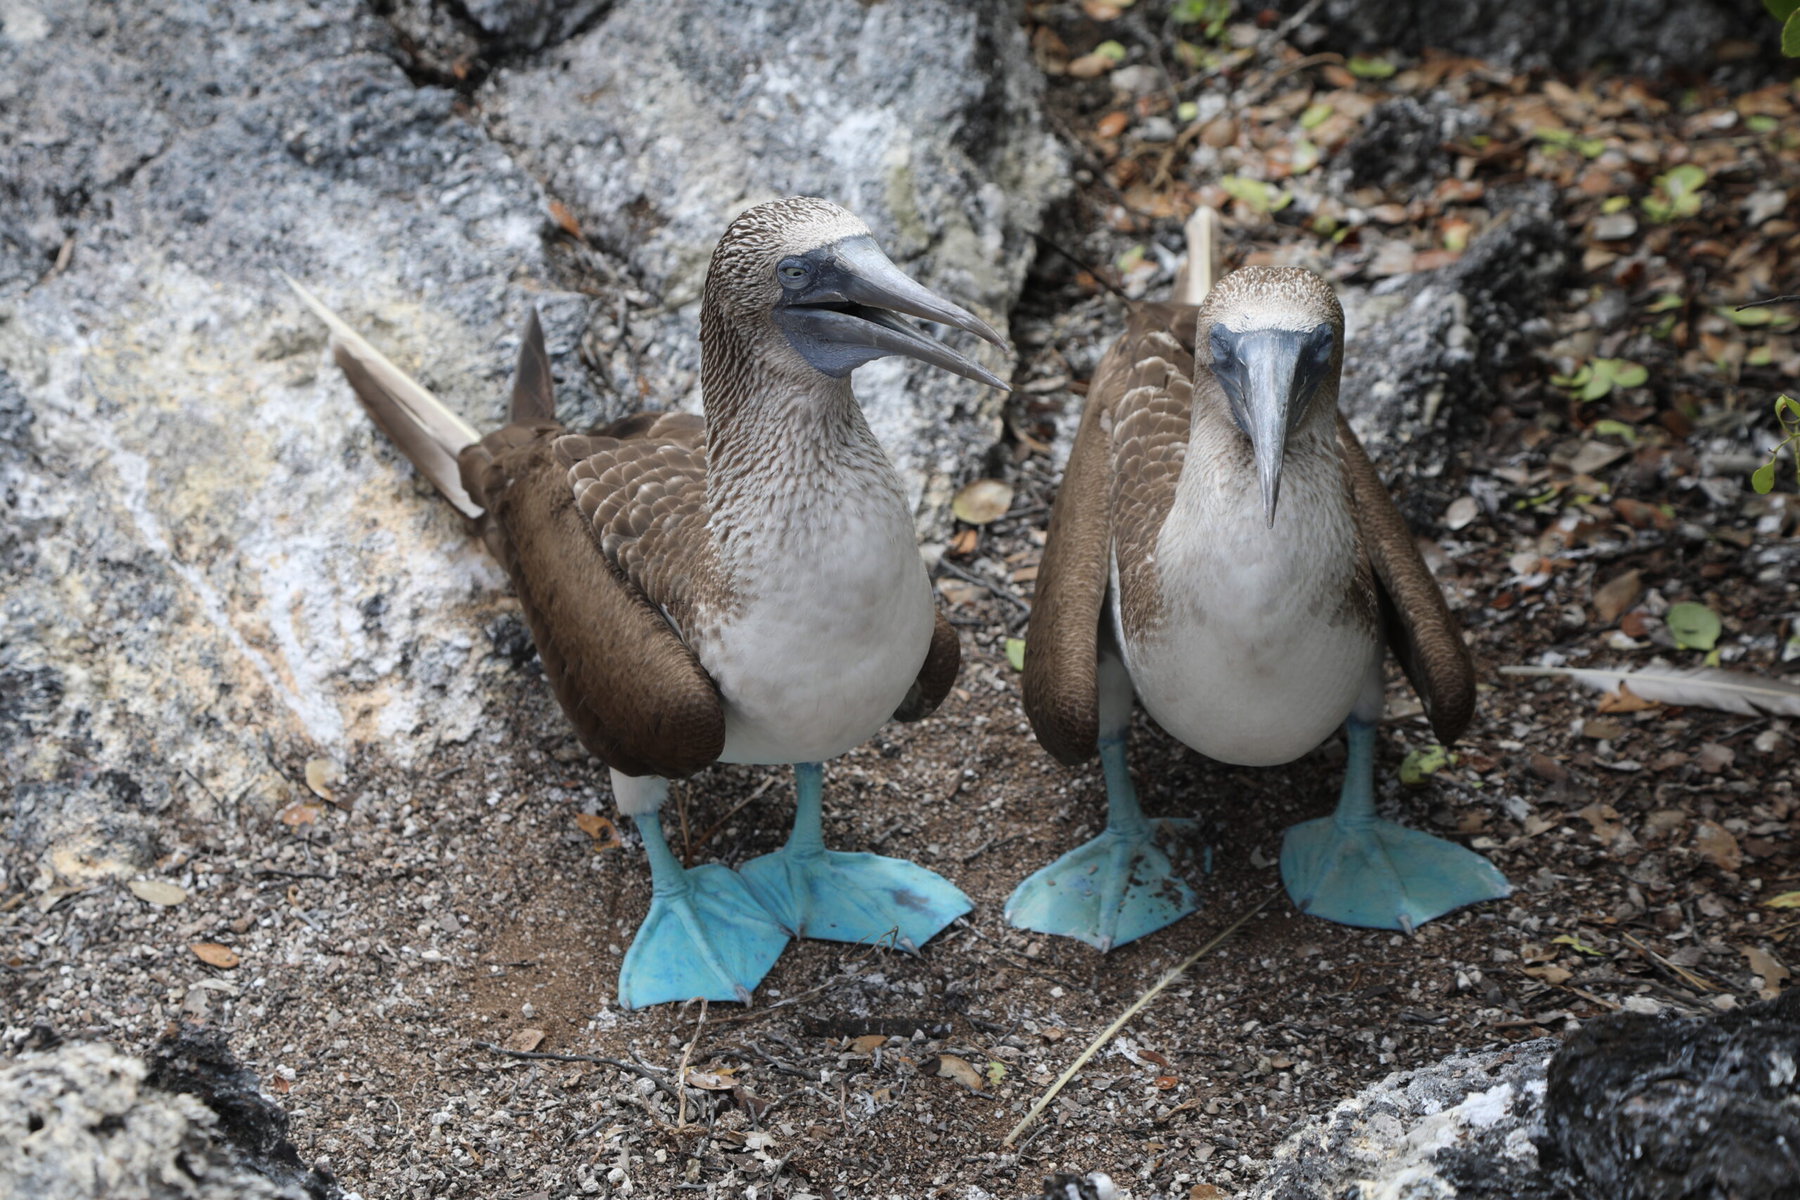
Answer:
[
  {"xmin": 1005, "ymin": 736, "xmax": 1204, "ymax": 951},
  {"xmin": 1280, "ymin": 718, "xmax": 1510, "ymax": 932},
  {"xmin": 738, "ymin": 763, "xmax": 971, "ymax": 951},
  {"xmin": 618, "ymin": 813, "xmax": 790, "ymax": 1010}
]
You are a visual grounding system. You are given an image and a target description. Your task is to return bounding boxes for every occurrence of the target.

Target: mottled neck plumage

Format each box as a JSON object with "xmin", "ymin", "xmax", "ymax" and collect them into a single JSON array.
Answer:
[{"xmin": 698, "ymin": 291, "xmax": 903, "ymax": 565}]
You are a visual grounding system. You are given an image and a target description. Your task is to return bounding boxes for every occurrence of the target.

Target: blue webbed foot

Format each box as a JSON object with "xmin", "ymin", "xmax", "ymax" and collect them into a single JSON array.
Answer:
[
  {"xmin": 1004, "ymin": 735, "xmax": 1205, "ymax": 951},
  {"xmin": 738, "ymin": 763, "xmax": 970, "ymax": 951},
  {"xmin": 1280, "ymin": 718, "xmax": 1510, "ymax": 932},
  {"xmin": 618, "ymin": 814, "xmax": 789, "ymax": 1010},
  {"xmin": 1004, "ymin": 818, "xmax": 1203, "ymax": 951}
]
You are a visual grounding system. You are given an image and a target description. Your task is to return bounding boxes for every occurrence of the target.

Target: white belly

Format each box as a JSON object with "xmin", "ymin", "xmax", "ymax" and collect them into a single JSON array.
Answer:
[
  {"xmin": 1117, "ymin": 451, "xmax": 1378, "ymax": 766},
  {"xmin": 701, "ymin": 525, "xmax": 934, "ymax": 766}
]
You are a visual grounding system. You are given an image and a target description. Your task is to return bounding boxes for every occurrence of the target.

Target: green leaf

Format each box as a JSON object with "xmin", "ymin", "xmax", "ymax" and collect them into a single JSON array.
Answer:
[
  {"xmin": 1094, "ymin": 40, "xmax": 1128, "ymax": 63},
  {"xmin": 1176, "ymin": 100, "xmax": 1198, "ymax": 123},
  {"xmin": 1591, "ymin": 419, "xmax": 1639, "ymax": 444},
  {"xmin": 985, "ymin": 1060, "xmax": 1008, "ymax": 1087},
  {"xmin": 1748, "ymin": 114, "xmax": 1780, "ymax": 133},
  {"xmin": 1601, "ymin": 195, "xmax": 1630, "ymax": 214},
  {"xmin": 1398, "ymin": 745, "xmax": 1452, "ymax": 786},
  {"xmin": 1785, "ymin": 10, "xmax": 1800, "ymax": 55},
  {"xmin": 1608, "ymin": 359, "xmax": 1648, "ymax": 388},
  {"xmin": 1554, "ymin": 933, "xmax": 1606, "ymax": 957},
  {"xmin": 1005, "ymin": 637, "xmax": 1026, "ymax": 671},
  {"xmin": 1346, "ymin": 54, "xmax": 1397, "ymax": 78},
  {"xmin": 1753, "ymin": 460, "xmax": 1778, "ymax": 494},
  {"xmin": 1666, "ymin": 602, "xmax": 1722, "ymax": 651},
  {"xmin": 1767, "ymin": 0, "xmax": 1800, "ymax": 20},
  {"xmin": 1299, "ymin": 102, "xmax": 1334, "ymax": 130},
  {"xmin": 1719, "ymin": 304, "xmax": 1776, "ymax": 326},
  {"xmin": 1645, "ymin": 292, "xmax": 1684, "ymax": 313},
  {"xmin": 1765, "ymin": 890, "xmax": 1800, "ymax": 908},
  {"xmin": 1290, "ymin": 139, "xmax": 1321, "ymax": 174},
  {"xmin": 1219, "ymin": 175, "xmax": 1290, "ymax": 214},
  {"xmin": 1777, "ymin": 394, "xmax": 1800, "ymax": 422}
]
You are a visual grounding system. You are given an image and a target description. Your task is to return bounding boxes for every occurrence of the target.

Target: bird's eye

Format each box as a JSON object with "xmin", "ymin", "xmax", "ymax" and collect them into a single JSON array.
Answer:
[{"xmin": 777, "ymin": 259, "xmax": 810, "ymax": 285}]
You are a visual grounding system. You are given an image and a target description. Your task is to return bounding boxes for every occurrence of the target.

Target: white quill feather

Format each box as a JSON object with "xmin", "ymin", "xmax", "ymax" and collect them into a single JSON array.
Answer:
[{"xmin": 1501, "ymin": 665, "xmax": 1800, "ymax": 718}]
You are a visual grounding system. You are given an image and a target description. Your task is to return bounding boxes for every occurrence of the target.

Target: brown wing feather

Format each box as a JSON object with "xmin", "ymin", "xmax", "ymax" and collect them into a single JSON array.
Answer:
[
  {"xmin": 509, "ymin": 309, "xmax": 556, "ymax": 422},
  {"xmin": 1023, "ymin": 303, "xmax": 1198, "ymax": 765},
  {"xmin": 1337, "ymin": 414, "xmax": 1476, "ymax": 743},
  {"xmin": 461, "ymin": 415, "xmax": 727, "ymax": 779},
  {"xmin": 893, "ymin": 607, "xmax": 961, "ymax": 722}
]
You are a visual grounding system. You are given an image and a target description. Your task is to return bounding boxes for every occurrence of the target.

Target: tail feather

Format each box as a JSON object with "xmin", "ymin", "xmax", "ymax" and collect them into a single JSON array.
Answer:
[
  {"xmin": 510, "ymin": 308, "xmax": 556, "ymax": 422},
  {"xmin": 1174, "ymin": 207, "xmax": 1220, "ymax": 306},
  {"xmin": 281, "ymin": 272, "xmax": 484, "ymax": 520}
]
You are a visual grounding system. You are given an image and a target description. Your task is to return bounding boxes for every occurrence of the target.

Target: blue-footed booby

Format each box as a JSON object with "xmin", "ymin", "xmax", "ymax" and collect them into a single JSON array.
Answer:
[
  {"xmin": 288, "ymin": 197, "xmax": 1005, "ymax": 1007},
  {"xmin": 1011, "ymin": 214, "xmax": 1508, "ymax": 949}
]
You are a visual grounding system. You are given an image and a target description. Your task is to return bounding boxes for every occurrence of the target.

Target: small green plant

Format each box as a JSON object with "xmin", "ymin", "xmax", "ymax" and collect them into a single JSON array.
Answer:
[
  {"xmin": 1767, "ymin": 0, "xmax": 1800, "ymax": 56},
  {"xmin": 1173, "ymin": 0, "xmax": 1233, "ymax": 39},
  {"xmin": 1346, "ymin": 54, "xmax": 1396, "ymax": 79},
  {"xmin": 1219, "ymin": 175, "xmax": 1292, "ymax": 214},
  {"xmin": 1536, "ymin": 127, "xmax": 1606, "ymax": 158},
  {"xmin": 1752, "ymin": 394, "xmax": 1800, "ymax": 494},
  {"xmin": 1550, "ymin": 357, "xmax": 1648, "ymax": 402},
  {"xmin": 1642, "ymin": 164, "xmax": 1707, "ymax": 222}
]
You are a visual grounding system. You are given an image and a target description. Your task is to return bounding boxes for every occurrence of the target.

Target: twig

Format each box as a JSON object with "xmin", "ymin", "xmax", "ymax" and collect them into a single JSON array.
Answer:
[
  {"xmin": 474, "ymin": 1041, "xmax": 670, "ymax": 1091},
  {"xmin": 1001, "ymin": 889, "xmax": 1278, "ymax": 1147},
  {"xmin": 676, "ymin": 998, "xmax": 708, "ymax": 1127},
  {"xmin": 935, "ymin": 558, "xmax": 1031, "ymax": 616},
  {"xmin": 1737, "ymin": 294, "xmax": 1799, "ymax": 310},
  {"xmin": 1032, "ymin": 232, "xmax": 1134, "ymax": 303},
  {"xmin": 1620, "ymin": 932, "xmax": 1718, "ymax": 993}
]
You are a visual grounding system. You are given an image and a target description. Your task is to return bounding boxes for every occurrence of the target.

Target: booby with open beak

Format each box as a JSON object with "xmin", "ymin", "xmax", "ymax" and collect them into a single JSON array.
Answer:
[
  {"xmin": 289, "ymin": 197, "xmax": 1006, "ymax": 1007},
  {"xmin": 1011, "ymin": 214, "xmax": 1508, "ymax": 949}
]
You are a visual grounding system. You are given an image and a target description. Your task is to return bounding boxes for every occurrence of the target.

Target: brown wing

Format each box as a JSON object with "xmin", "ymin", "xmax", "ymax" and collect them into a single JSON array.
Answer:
[
  {"xmin": 892, "ymin": 607, "xmax": 961, "ymax": 722},
  {"xmin": 1337, "ymin": 414, "xmax": 1476, "ymax": 744},
  {"xmin": 1023, "ymin": 303, "xmax": 1197, "ymax": 765},
  {"xmin": 461, "ymin": 412, "xmax": 727, "ymax": 779}
]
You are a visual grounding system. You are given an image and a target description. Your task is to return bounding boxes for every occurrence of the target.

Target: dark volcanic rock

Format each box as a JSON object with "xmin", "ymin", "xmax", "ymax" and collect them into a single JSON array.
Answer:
[
  {"xmin": 1340, "ymin": 193, "xmax": 1571, "ymax": 523},
  {"xmin": 1285, "ymin": 0, "xmax": 1771, "ymax": 75},
  {"xmin": 1541, "ymin": 990, "xmax": 1800, "ymax": 1200},
  {"xmin": 1338, "ymin": 97, "xmax": 1484, "ymax": 199}
]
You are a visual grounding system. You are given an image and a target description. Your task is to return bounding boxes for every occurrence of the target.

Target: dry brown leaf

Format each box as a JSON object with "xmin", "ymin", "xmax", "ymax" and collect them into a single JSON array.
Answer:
[
  {"xmin": 1693, "ymin": 820, "xmax": 1742, "ymax": 871},
  {"xmin": 1740, "ymin": 946, "xmax": 1790, "ymax": 1000},
  {"xmin": 548, "ymin": 198, "xmax": 584, "ymax": 241},
  {"xmin": 685, "ymin": 1069, "xmax": 737, "ymax": 1090},
  {"xmin": 848, "ymin": 1034, "xmax": 886, "ymax": 1054},
  {"xmin": 304, "ymin": 757, "xmax": 341, "ymax": 804},
  {"xmin": 504, "ymin": 1027, "xmax": 546, "ymax": 1053},
  {"xmin": 952, "ymin": 479, "xmax": 1014, "ymax": 525},
  {"xmin": 1066, "ymin": 52, "xmax": 1115, "ymax": 79},
  {"xmin": 1592, "ymin": 569, "xmax": 1642, "ymax": 623},
  {"xmin": 574, "ymin": 813, "xmax": 621, "ymax": 850},
  {"xmin": 278, "ymin": 801, "xmax": 322, "ymax": 828},
  {"xmin": 128, "ymin": 880, "xmax": 188, "ymax": 906},
  {"xmin": 1577, "ymin": 802, "xmax": 1624, "ymax": 843},
  {"xmin": 191, "ymin": 942, "xmax": 240, "ymax": 969},
  {"xmin": 933, "ymin": 1054, "xmax": 984, "ymax": 1091},
  {"xmin": 1597, "ymin": 684, "xmax": 1658, "ymax": 714},
  {"xmin": 1095, "ymin": 110, "xmax": 1129, "ymax": 139}
]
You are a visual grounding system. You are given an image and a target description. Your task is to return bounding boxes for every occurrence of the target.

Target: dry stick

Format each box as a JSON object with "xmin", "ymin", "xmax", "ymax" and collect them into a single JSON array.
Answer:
[
  {"xmin": 675, "ymin": 997, "xmax": 708, "ymax": 1128},
  {"xmin": 1001, "ymin": 889, "xmax": 1279, "ymax": 1147},
  {"xmin": 1737, "ymin": 294, "xmax": 1800, "ymax": 310}
]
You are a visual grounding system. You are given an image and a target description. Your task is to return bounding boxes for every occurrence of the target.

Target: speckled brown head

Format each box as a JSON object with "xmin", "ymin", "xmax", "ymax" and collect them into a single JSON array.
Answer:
[
  {"xmin": 1195, "ymin": 266, "xmax": 1345, "ymax": 525},
  {"xmin": 698, "ymin": 196, "xmax": 1008, "ymax": 395}
]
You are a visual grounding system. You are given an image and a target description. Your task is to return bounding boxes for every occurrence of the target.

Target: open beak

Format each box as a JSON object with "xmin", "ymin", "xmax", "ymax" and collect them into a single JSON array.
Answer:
[
  {"xmin": 776, "ymin": 235, "xmax": 1010, "ymax": 390},
  {"xmin": 1210, "ymin": 323, "xmax": 1335, "ymax": 525}
]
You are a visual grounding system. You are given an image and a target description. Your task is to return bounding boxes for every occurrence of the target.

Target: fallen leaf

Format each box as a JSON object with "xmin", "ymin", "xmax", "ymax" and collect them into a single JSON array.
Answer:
[
  {"xmin": 1666, "ymin": 602, "xmax": 1722, "ymax": 651},
  {"xmin": 1596, "ymin": 685, "xmax": 1658, "ymax": 714},
  {"xmin": 985, "ymin": 1060, "xmax": 1008, "ymax": 1087},
  {"xmin": 1554, "ymin": 933, "xmax": 1606, "ymax": 957},
  {"xmin": 304, "ymin": 757, "xmax": 341, "ymax": 804},
  {"xmin": 1398, "ymin": 744, "xmax": 1452, "ymax": 785},
  {"xmin": 1445, "ymin": 496, "xmax": 1479, "ymax": 530},
  {"xmin": 933, "ymin": 1054, "xmax": 984, "ymax": 1091},
  {"xmin": 1592, "ymin": 569, "xmax": 1642, "ymax": 623},
  {"xmin": 574, "ymin": 813, "xmax": 621, "ymax": 850},
  {"xmin": 1694, "ymin": 820, "xmax": 1742, "ymax": 870},
  {"xmin": 548, "ymin": 198, "xmax": 584, "ymax": 240},
  {"xmin": 848, "ymin": 1034, "xmax": 886, "ymax": 1054},
  {"xmin": 1095, "ymin": 110, "xmax": 1129, "ymax": 139},
  {"xmin": 1005, "ymin": 637, "xmax": 1027, "ymax": 672},
  {"xmin": 1695, "ymin": 742, "xmax": 1736, "ymax": 773},
  {"xmin": 505, "ymin": 1028, "xmax": 546, "ymax": 1053},
  {"xmin": 1577, "ymin": 802, "xmax": 1624, "ymax": 843},
  {"xmin": 1740, "ymin": 945, "xmax": 1790, "ymax": 1000},
  {"xmin": 1764, "ymin": 891, "xmax": 1800, "ymax": 909},
  {"xmin": 1190, "ymin": 1186, "xmax": 1226, "ymax": 1200},
  {"xmin": 129, "ymin": 880, "xmax": 188, "ymax": 907},
  {"xmin": 953, "ymin": 478, "xmax": 1013, "ymax": 525},
  {"xmin": 1524, "ymin": 964, "xmax": 1573, "ymax": 984},
  {"xmin": 278, "ymin": 801, "xmax": 322, "ymax": 827},
  {"xmin": 685, "ymin": 1069, "xmax": 737, "ymax": 1090},
  {"xmin": 191, "ymin": 942, "xmax": 240, "ymax": 968}
]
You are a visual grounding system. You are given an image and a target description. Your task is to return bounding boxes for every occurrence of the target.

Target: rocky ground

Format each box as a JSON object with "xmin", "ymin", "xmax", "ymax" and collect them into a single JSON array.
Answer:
[{"xmin": 3, "ymin": 2, "xmax": 1796, "ymax": 1198}]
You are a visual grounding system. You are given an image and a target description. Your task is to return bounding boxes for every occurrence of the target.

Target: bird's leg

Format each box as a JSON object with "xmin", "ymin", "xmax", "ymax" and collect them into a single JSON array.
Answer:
[
  {"xmin": 738, "ymin": 762, "xmax": 972, "ymax": 952},
  {"xmin": 1005, "ymin": 650, "xmax": 1205, "ymax": 951},
  {"xmin": 1279, "ymin": 674, "xmax": 1511, "ymax": 931},
  {"xmin": 614, "ymin": 773, "xmax": 790, "ymax": 1010}
]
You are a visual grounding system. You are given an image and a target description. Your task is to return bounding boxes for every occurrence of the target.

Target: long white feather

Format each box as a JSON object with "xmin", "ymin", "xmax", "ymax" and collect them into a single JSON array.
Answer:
[{"xmin": 1501, "ymin": 665, "xmax": 1800, "ymax": 718}]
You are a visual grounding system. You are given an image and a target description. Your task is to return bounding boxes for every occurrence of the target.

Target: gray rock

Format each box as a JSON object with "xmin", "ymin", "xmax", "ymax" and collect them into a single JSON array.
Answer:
[
  {"xmin": 1252, "ymin": 1039, "xmax": 1567, "ymax": 1200},
  {"xmin": 1287, "ymin": 0, "xmax": 1771, "ymax": 75},
  {"xmin": 480, "ymin": 0, "xmax": 1063, "ymax": 523},
  {"xmin": 1336, "ymin": 97, "xmax": 1484, "ymax": 200},
  {"xmin": 0, "ymin": 1038, "xmax": 341, "ymax": 1200},
  {"xmin": 1339, "ymin": 194, "xmax": 1570, "ymax": 524}
]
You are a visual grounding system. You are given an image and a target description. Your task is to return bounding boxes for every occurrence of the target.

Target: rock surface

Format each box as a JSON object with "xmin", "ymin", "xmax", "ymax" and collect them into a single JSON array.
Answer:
[
  {"xmin": 1541, "ymin": 990, "xmax": 1800, "ymax": 1200},
  {"xmin": 0, "ymin": 1035, "xmax": 341, "ymax": 1200},
  {"xmin": 1287, "ymin": 0, "xmax": 1771, "ymax": 74},
  {"xmin": 1251, "ymin": 1039, "xmax": 1565, "ymax": 1200},
  {"xmin": 0, "ymin": 0, "xmax": 1058, "ymax": 891}
]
